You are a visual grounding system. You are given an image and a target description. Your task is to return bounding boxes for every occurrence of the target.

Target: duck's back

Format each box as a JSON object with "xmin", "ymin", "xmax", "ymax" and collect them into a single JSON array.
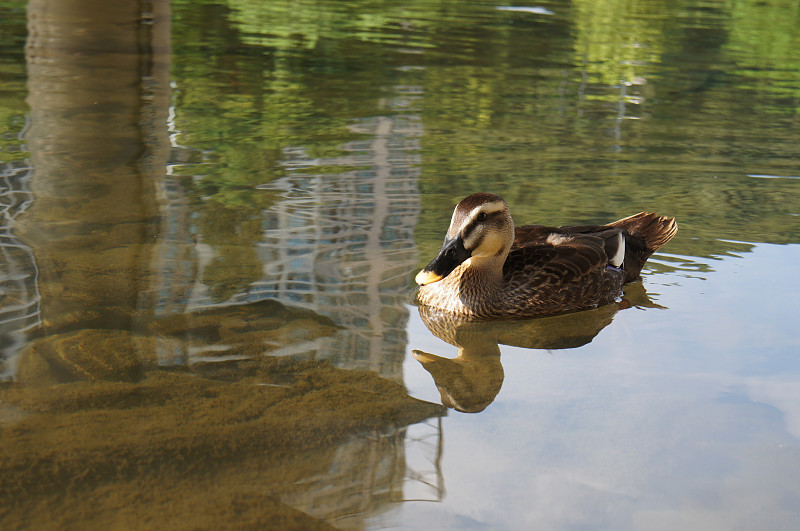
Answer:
[{"xmin": 512, "ymin": 211, "xmax": 678, "ymax": 283}]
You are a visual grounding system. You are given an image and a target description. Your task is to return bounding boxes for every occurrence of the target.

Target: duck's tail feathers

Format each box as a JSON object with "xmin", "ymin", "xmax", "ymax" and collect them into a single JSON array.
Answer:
[
  {"xmin": 609, "ymin": 212, "xmax": 678, "ymax": 281},
  {"xmin": 610, "ymin": 211, "xmax": 678, "ymax": 253}
]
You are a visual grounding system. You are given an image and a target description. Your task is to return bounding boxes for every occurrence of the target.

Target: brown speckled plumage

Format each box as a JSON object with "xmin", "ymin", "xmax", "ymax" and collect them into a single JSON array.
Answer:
[{"xmin": 416, "ymin": 194, "xmax": 677, "ymax": 319}]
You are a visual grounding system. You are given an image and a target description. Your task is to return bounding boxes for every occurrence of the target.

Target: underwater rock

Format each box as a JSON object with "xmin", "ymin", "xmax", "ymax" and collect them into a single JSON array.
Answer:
[
  {"xmin": 0, "ymin": 365, "xmax": 445, "ymax": 529},
  {"xmin": 17, "ymin": 329, "xmax": 157, "ymax": 385}
]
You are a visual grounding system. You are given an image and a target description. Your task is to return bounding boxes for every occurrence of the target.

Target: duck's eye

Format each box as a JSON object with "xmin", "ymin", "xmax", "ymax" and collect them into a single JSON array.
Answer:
[{"xmin": 477, "ymin": 212, "xmax": 488, "ymax": 222}]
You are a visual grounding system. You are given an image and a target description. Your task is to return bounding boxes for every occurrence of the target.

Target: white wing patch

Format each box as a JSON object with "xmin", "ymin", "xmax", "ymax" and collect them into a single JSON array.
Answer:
[
  {"xmin": 609, "ymin": 231, "xmax": 625, "ymax": 267},
  {"xmin": 546, "ymin": 233, "xmax": 572, "ymax": 246}
]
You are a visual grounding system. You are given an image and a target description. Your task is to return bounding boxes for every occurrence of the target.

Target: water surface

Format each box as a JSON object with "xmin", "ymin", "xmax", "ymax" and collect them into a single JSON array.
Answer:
[{"xmin": 1, "ymin": 0, "xmax": 799, "ymax": 529}]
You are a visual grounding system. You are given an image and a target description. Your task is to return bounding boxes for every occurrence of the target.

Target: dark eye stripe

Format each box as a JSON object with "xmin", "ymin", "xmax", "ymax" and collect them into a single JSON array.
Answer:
[{"xmin": 462, "ymin": 211, "xmax": 492, "ymax": 240}]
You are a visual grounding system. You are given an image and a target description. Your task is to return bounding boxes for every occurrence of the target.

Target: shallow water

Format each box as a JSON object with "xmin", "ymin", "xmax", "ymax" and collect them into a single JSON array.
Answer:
[{"xmin": 1, "ymin": 0, "xmax": 799, "ymax": 529}]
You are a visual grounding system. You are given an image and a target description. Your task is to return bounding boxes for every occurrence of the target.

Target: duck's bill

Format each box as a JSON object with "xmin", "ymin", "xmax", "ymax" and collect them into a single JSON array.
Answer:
[
  {"xmin": 415, "ymin": 235, "xmax": 471, "ymax": 286},
  {"xmin": 415, "ymin": 269, "xmax": 445, "ymax": 286}
]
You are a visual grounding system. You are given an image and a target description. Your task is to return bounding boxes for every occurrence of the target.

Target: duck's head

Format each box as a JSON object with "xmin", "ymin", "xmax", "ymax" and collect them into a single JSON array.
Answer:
[{"xmin": 416, "ymin": 193, "xmax": 515, "ymax": 286}]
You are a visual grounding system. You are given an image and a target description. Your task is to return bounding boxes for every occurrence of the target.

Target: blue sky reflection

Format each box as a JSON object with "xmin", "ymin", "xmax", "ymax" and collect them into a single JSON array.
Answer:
[{"xmin": 397, "ymin": 243, "xmax": 800, "ymax": 530}]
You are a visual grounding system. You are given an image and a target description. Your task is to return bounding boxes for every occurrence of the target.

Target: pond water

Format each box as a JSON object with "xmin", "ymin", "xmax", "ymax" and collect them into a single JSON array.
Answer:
[{"xmin": 1, "ymin": 0, "xmax": 799, "ymax": 529}]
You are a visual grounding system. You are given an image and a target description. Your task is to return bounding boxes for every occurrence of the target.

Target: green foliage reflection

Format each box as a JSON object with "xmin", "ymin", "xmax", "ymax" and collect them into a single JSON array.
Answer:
[
  {"xmin": 165, "ymin": 0, "xmax": 800, "ymax": 296},
  {"xmin": 0, "ymin": 1, "xmax": 27, "ymax": 161}
]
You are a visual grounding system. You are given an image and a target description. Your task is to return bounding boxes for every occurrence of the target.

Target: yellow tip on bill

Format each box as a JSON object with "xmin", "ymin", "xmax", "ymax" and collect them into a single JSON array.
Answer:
[{"xmin": 415, "ymin": 269, "xmax": 443, "ymax": 286}]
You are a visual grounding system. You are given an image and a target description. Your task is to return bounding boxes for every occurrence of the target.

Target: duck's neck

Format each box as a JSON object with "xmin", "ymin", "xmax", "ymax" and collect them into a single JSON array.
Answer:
[
  {"xmin": 453, "ymin": 256, "xmax": 505, "ymax": 314},
  {"xmin": 418, "ymin": 255, "xmax": 507, "ymax": 317},
  {"xmin": 460, "ymin": 256, "xmax": 504, "ymax": 289}
]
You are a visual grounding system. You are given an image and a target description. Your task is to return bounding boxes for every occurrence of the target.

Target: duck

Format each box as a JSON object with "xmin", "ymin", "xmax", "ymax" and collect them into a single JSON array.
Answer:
[{"xmin": 415, "ymin": 193, "xmax": 677, "ymax": 318}]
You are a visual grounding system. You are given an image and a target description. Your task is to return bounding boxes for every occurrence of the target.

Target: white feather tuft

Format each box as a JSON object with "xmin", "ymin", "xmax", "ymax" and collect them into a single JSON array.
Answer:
[{"xmin": 609, "ymin": 231, "xmax": 625, "ymax": 267}]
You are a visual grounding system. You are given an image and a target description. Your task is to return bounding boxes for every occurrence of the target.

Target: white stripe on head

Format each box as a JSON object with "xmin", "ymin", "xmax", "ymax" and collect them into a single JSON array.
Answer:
[
  {"xmin": 462, "ymin": 201, "xmax": 510, "ymax": 253},
  {"xmin": 448, "ymin": 198, "xmax": 507, "ymax": 237},
  {"xmin": 465, "ymin": 200, "xmax": 507, "ymax": 223}
]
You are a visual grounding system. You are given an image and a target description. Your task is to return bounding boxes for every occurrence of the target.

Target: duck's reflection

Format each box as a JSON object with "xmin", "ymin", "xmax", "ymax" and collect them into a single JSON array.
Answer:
[{"xmin": 413, "ymin": 282, "xmax": 660, "ymax": 413}]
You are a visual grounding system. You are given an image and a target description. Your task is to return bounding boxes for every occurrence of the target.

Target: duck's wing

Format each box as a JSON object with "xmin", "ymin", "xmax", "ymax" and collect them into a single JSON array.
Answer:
[
  {"xmin": 502, "ymin": 233, "xmax": 626, "ymax": 316},
  {"xmin": 514, "ymin": 213, "xmax": 677, "ymax": 282},
  {"xmin": 504, "ymin": 233, "xmax": 615, "ymax": 285}
]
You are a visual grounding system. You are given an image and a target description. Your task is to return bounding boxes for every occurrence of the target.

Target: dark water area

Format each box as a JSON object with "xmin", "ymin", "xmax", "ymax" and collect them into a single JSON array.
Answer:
[{"xmin": 1, "ymin": 0, "xmax": 799, "ymax": 529}]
